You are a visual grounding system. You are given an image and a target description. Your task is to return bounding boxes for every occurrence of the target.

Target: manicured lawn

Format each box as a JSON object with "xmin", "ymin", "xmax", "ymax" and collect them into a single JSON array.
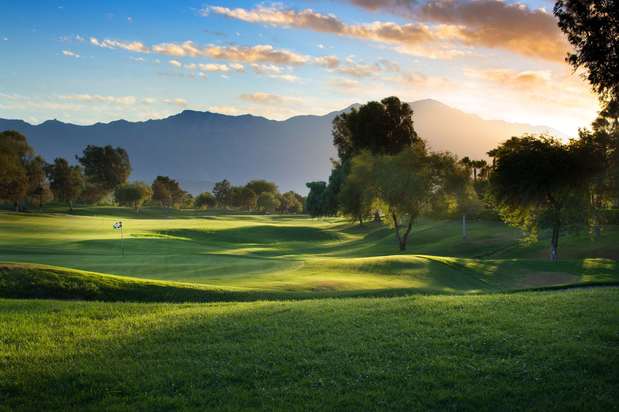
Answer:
[
  {"xmin": 1, "ymin": 289, "xmax": 618, "ymax": 411},
  {"xmin": 1, "ymin": 208, "xmax": 618, "ymax": 297}
]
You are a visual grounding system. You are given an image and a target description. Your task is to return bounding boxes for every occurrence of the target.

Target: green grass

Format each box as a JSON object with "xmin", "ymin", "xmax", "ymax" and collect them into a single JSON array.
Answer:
[
  {"xmin": 0, "ymin": 208, "xmax": 618, "ymax": 298},
  {"xmin": 1, "ymin": 290, "xmax": 618, "ymax": 411},
  {"xmin": 1, "ymin": 207, "xmax": 618, "ymax": 410}
]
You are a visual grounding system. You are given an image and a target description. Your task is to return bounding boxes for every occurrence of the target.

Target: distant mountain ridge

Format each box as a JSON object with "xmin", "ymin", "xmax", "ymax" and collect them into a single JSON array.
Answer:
[{"xmin": 0, "ymin": 99, "xmax": 564, "ymax": 194}]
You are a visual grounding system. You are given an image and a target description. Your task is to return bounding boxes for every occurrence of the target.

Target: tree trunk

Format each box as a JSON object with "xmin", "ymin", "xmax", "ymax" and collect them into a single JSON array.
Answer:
[
  {"xmin": 462, "ymin": 214, "xmax": 468, "ymax": 240},
  {"xmin": 15, "ymin": 201, "xmax": 20, "ymax": 212},
  {"xmin": 69, "ymin": 200, "xmax": 73, "ymax": 212},
  {"xmin": 374, "ymin": 210, "xmax": 381, "ymax": 223},
  {"xmin": 392, "ymin": 212, "xmax": 413, "ymax": 251},
  {"xmin": 359, "ymin": 216, "xmax": 363, "ymax": 226},
  {"xmin": 550, "ymin": 221, "xmax": 560, "ymax": 262}
]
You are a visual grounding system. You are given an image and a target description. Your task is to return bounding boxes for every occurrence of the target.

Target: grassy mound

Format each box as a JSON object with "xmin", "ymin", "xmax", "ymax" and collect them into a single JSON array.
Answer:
[{"xmin": 1, "ymin": 289, "xmax": 617, "ymax": 410}]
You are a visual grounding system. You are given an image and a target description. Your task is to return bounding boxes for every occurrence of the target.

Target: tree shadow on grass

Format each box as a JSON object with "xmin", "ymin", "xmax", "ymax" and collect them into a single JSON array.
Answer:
[{"xmin": 2, "ymin": 293, "xmax": 618, "ymax": 410}]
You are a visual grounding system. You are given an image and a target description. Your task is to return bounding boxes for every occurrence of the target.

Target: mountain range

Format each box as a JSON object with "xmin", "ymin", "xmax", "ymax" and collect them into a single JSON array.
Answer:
[{"xmin": 0, "ymin": 99, "xmax": 564, "ymax": 194}]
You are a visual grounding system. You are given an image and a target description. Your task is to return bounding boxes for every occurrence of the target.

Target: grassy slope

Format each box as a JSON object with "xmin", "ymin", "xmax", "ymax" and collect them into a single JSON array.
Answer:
[
  {"xmin": 1, "ymin": 290, "xmax": 618, "ymax": 411},
  {"xmin": 1, "ymin": 208, "xmax": 618, "ymax": 298}
]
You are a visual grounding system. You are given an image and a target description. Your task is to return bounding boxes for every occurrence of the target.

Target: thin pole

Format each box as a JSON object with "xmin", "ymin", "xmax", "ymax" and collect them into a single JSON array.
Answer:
[{"xmin": 121, "ymin": 224, "xmax": 124, "ymax": 257}]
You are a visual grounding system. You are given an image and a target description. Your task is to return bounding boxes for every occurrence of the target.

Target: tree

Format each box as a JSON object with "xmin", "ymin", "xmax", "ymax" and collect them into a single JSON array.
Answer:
[
  {"xmin": 280, "ymin": 191, "xmax": 303, "ymax": 214},
  {"xmin": 77, "ymin": 145, "xmax": 131, "ymax": 200},
  {"xmin": 339, "ymin": 153, "xmax": 374, "ymax": 225},
  {"xmin": 114, "ymin": 182, "xmax": 152, "ymax": 212},
  {"xmin": 439, "ymin": 154, "xmax": 481, "ymax": 240},
  {"xmin": 372, "ymin": 145, "xmax": 435, "ymax": 251},
  {"xmin": 151, "ymin": 176, "xmax": 184, "ymax": 208},
  {"xmin": 239, "ymin": 187, "xmax": 258, "ymax": 211},
  {"xmin": 305, "ymin": 181, "xmax": 327, "ymax": 217},
  {"xmin": 257, "ymin": 192, "xmax": 281, "ymax": 213},
  {"xmin": 213, "ymin": 179, "xmax": 232, "ymax": 208},
  {"xmin": 46, "ymin": 158, "xmax": 84, "ymax": 211},
  {"xmin": 194, "ymin": 192, "xmax": 217, "ymax": 209},
  {"xmin": 0, "ymin": 131, "xmax": 34, "ymax": 211},
  {"xmin": 26, "ymin": 156, "xmax": 51, "ymax": 209},
  {"xmin": 245, "ymin": 180, "xmax": 278, "ymax": 197},
  {"xmin": 554, "ymin": 0, "xmax": 619, "ymax": 108},
  {"xmin": 488, "ymin": 135, "xmax": 592, "ymax": 261},
  {"xmin": 0, "ymin": 152, "xmax": 28, "ymax": 211},
  {"xmin": 329, "ymin": 96, "xmax": 421, "ymax": 215},
  {"xmin": 332, "ymin": 96, "xmax": 420, "ymax": 161}
]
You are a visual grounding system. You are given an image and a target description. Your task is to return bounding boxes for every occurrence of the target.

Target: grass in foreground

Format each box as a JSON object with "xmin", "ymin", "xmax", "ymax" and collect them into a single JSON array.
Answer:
[{"xmin": 1, "ymin": 289, "xmax": 618, "ymax": 411}]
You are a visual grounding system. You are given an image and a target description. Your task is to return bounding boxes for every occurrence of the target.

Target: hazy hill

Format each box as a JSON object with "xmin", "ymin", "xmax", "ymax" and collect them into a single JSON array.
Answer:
[{"xmin": 0, "ymin": 99, "xmax": 563, "ymax": 194}]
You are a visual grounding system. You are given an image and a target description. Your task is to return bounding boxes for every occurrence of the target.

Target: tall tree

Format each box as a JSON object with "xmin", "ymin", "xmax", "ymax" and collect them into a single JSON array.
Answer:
[
  {"xmin": 26, "ymin": 156, "xmax": 50, "ymax": 209},
  {"xmin": 554, "ymin": 0, "xmax": 619, "ymax": 109},
  {"xmin": 0, "ymin": 131, "xmax": 34, "ymax": 211},
  {"xmin": 439, "ymin": 154, "xmax": 480, "ymax": 240},
  {"xmin": 257, "ymin": 192, "xmax": 280, "ymax": 213},
  {"xmin": 77, "ymin": 145, "xmax": 131, "ymax": 199},
  {"xmin": 332, "ymin": 96, "xmax": 420, "ymax": 161},
  {"xmin": 213, "ymin": 179, "xmax": 232, "ymax": 208},
  {"xmin": 114, "ymin": 182, "xmax": 152, "ymax": 213},
  {"xmin": 151, "ymin": 176, "xmax": 184, "ymax": 208},
  {"xmin": 239, "ymin": 187, "xmax": 258, "ymax": 211},
  {"xmin": 305, "ymin": 181, "xmax": 327, "ymax": 217},
  {"xmin": 194, "ymin": 192, "xmax": 217, "ymax": 210},
  {"xmin": 279, "ymin": 191, "xmax": 303, "ymax": 214},
  {"xmin": 245, "ymin": 180, "xmax": 278, "ymax": 197},
  {"xmin": 339, "ymin": 153, "xmax": 375, "ymax": 225},
  {"xmin": 46, "ymin": 158, "xmax": 84, "ymax": 211},
  {"xmin": 488, "ymin": 135, "xmax": 591, "ymax": 261}
]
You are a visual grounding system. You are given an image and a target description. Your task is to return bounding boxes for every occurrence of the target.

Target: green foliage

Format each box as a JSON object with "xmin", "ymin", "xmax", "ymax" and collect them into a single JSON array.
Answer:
[
  {"xmin": 257, "ymin": 191, "xmax": 280, "ymax": 213},
  {"xmin": 77, "ymin": 145, "xmax": 131, "ymax": 198},
  {"xmin": 332, "ymin": 96, "xmax": 420, "ymax": 161},
  {"xmin": 194, "ymin": 191, "xmax": 216, "ymax": 209},
  {"xmin": 488, "ymin": 135, "xmax": 592, "ymax": 260},
  {"xmin": 0, "ymin": 131, "xmax": 37, "ymax": 211},
  {"xmin": 305, "ymin": 181, "xmax": 328, "ymax": 217},
  {"xmin": 114, "ymin": 182, "xmax": 152, "ymax": 212},
  {"xmin": 279, "ymin": 191, "xmax": 303, "ymax": 214},
  {"xmin": 554, "ymin": 0, "xmax": 619, "ymax": 106},
  {"xmin": 245, "ymin": 179, "xmax": 278, "ymax": 197},
  {"xmin": 46, "ymin": 158, "xmax": 84, "ymax": 210},
  {"xmin": 151, "ymin": 176, "xmax": 184, "ymax": 208},
  {"xmin": 213, "ymin": 179, "xmax": 232, "ymax": 208},
  {"xmin": 339, "ymin": 154, "xmax": 374, "ymax": 224}
]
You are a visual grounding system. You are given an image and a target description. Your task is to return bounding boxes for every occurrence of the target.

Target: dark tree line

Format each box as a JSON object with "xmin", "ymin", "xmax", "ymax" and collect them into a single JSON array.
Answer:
[{"xmin": 199, "ymin": 179, "xmax": 304, "ymax": 214}]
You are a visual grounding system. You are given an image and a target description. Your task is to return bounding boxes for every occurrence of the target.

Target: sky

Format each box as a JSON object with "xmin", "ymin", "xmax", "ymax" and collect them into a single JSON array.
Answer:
[{"xmin": 0, "ymin": 0, "xmax": 601, "ymax": 136}]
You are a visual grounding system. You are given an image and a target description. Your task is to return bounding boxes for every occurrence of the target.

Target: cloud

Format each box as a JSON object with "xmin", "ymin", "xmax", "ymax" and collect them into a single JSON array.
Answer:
[
  {"xmin": 207, "ymin": 5, "xmax": 462, "ymax": 59},
  {"xmin": 163, "ymin": 98, "xmax": 188, "ymax": 107},
  {"xmin": 421, "ymin": 0, "xmax": 568, "ymax": 61},
  {"xmin": 239, "ymin": 92, "xmax": 301, "ymax": 105},
  {"xmin": 329, "ymin": 78, "xmax": 362, "ymax": 91},
  {"xmin": 62, "ymin": 50, "xmax": 80, "ymax": 58},
  {"xmin": 347, "ymin": 0, "xmax": 568, "ymax": 61},
  {"xmin": 199, "ymin": 63, "xmax": 236, "ymax": 72},
  {"xmin": 464, "ymin": 68, "xmax": 552, "ymax": 90},
  {"xmin": 90, "ymin": 36, "xmax": 311, "ymax": 65},
  {"xmin": 90, "ymin": 37, "xmax": 149, "ymax": 53},
  {"xmin": 60, "ymin": 94, "xmax": 137, "ymax": 105},
  {"xmin": 169, "ymin": 59, "xmax": 182, "ymax": 67}
]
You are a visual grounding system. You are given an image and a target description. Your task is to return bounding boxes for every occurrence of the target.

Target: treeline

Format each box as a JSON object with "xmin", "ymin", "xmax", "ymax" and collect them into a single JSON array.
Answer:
[
  {"xmin": 0, "ymin": 132, "xmax": 132, "ymax": 211},
  {"xmin": 0, "ymin": 131, "xmax": 304, "ymax": 214},
  {"xmin": 195, "ymin": 179, "xmax": 304, "ymax": 214}
]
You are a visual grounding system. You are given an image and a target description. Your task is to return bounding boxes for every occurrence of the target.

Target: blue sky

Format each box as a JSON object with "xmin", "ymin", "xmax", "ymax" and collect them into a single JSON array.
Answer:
[{"xmin": 0, "ymin": 0, "xmax": 599, "ymax": 135}]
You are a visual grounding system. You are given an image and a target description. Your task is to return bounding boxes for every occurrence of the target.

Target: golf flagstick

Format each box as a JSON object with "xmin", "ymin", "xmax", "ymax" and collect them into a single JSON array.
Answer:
[{"xmin": 113, "ymin": 221, "xmax": 124, "ymax": 256}]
